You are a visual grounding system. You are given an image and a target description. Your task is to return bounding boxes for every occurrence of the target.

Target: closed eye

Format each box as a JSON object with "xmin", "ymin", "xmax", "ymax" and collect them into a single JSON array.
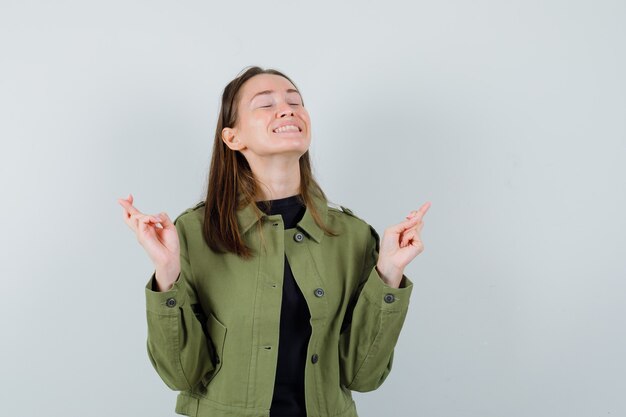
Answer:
[{"xmin": 260, "ymin": 103, "xmax": 300, "ymax": 108}]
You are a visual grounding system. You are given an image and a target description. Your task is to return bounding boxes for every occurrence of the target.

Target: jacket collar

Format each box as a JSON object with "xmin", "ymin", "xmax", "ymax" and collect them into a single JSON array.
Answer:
[{"xmin": 236, "ymin": 192, "xmax": 328, "ymax": 243}]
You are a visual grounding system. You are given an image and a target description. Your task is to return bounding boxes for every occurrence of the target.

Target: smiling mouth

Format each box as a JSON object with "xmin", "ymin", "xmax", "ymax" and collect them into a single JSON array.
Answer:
[{"xmin": 273, "ymin": 125, "xmax": 302, "ymax": 133}]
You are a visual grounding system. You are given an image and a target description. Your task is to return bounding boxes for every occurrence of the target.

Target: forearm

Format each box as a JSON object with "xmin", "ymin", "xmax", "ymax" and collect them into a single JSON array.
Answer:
[
  {"xmin": 145, "ymin": 271, "xmax": 215, "ymax": 391},
  {"xmin": 339, "ymin": 265, "xmax": 413, "ymax": 392}
]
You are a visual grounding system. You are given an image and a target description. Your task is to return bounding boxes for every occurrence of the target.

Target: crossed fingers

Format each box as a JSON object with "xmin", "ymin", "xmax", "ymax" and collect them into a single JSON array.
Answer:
[
  {"xmin": 118, "ymin": 194, "xmax": 164, "ymax": 234},
  {"xmin": 400, "ymin": 201, "xmax": 430, "ymax": 248}
]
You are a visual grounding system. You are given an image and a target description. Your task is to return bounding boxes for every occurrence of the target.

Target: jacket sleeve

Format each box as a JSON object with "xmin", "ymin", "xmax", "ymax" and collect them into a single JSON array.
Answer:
[
  {"xmin": 338, "ymin": 224, "xmax": 414, "ymax": 392},
  {"xmin": 144, "ymin": 216, "xmax": 216, "ymax": 391}
]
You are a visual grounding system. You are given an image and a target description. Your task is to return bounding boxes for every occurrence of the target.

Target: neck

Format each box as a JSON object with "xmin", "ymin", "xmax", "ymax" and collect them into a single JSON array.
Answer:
[{"xmin": 248, "ymin": 155, "xmax": 302, "ymax": 201}]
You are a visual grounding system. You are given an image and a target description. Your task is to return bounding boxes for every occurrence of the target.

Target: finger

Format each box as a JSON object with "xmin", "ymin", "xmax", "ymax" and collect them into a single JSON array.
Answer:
[
  {"xmin": 119, "ymin": 193, "xmax": 134, "ymax": 205},
  {"xmin": 137, "ymin": 213, "xmax": 162, "ymax": 235},
  {"xmin": 408, "ymin": 220, "xmax": 426, "ymax": 236},
  {"xmin": 402, "ymin": 230, "xmax": 424, "ymax": 249},
  {"xmin": 133, "ymin": 213, "xmax": 161, "ymax": 226},
  {"xmin": 138, "ymin": 214, "xmax": 155, "ymax": 235},
  {"xmin": 406, "ymin": 202, "xmax": 431, "ymax": 222},
  {"xmin": 119, "ymin": 203, "xmax": 135, "ymax": 228},
  {"xmin": 118, "ymin": 198, "xmax": 140, "ymax": 217},
  {"xmin": 385, "ymin": 202, "xmax": 430, "ymax": 235},
  {"xmin": 400, "ymin": 229, "xmax": 416, "ymax": 247},
  {"xmin": 128, "ymin": 213, "xmax": 142, "ymax": 231},
  {"xmin": 408, "ymin": 218, "xmax": 425, "ymax": 234},
  {"xmin": 119, "ymin": 204, "xmax": 140, "ymax": 229},
  {"xmin": 150, "ymin": 213, "xmax": 169, "ymax": 230},
  {"xmin": 406, "ymin": 202, "xmax": 431, "ymax": 219},
  {"xmin": 400, "ymin": 234, "xmax": 412, "ymax": 248},
  {"xmin": 389, "ymin": 214, "xmax": 422, "ymax": 234},
  {"xmin": 130, "ymin": 212, "xmax": 155, "ymax": 232},
  {"xmin": 158, "ymin": 212, "xmax": 175, "ymax": 230}
]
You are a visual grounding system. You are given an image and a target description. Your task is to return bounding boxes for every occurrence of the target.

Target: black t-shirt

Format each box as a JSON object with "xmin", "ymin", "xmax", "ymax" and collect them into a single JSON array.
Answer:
[{"xmin": 256, "ymin": 194, "xmax": 311, "ymax": 417}]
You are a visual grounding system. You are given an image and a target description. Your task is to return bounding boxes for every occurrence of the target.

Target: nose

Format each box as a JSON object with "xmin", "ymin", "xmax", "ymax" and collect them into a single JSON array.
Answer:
[
  {"xmin": 277, "ymin": 102, "xmax": 294, "ymax": 118},
  {"xmin": 278, "ymin": 109, "xmax": 294, "ymax": 118}
]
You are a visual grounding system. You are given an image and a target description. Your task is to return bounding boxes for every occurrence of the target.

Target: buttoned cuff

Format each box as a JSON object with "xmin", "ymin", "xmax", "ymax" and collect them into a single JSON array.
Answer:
[
  {"xmin": 145, "ymin": 271, "xmax": 188, "ymax": 315},
  {"xmin": 361, "ymin": 266, "xmax": 413, "ymax": 312}
]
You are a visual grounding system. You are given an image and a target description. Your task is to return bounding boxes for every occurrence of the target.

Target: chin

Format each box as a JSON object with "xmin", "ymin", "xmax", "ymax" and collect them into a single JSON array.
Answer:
[{"xmin": 288, "ymin": 146, "xmax": 310, "ymax": 158}]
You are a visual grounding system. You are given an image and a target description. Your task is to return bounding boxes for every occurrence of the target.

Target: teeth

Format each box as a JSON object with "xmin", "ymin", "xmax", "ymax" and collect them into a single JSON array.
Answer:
[{"xmin": 273, "ymin": 125, "xmax": 300, "ymax": 133}]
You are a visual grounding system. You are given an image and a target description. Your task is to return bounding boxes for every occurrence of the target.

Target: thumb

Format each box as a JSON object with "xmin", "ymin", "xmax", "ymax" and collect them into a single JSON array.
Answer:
[{"xmin": 388, "ymin": 215, "xmax": 420, "ymax": 234}]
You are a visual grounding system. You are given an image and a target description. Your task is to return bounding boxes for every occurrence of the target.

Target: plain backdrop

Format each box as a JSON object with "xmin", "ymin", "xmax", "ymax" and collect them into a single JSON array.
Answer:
[{"xmin": 1, "ymin": 0, "xmax": 625, "ymax": 416}]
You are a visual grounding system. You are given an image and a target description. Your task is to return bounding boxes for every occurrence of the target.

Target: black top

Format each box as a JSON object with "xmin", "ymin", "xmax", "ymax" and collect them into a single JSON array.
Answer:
[{"xmin": 256, "ymin": 194, "xmax": 311, "ymax": 417}]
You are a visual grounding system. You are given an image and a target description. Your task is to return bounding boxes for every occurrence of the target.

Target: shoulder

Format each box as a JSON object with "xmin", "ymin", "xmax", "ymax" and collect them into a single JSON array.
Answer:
[
  {"xmin": 173, "ymin": 201, "xmax": 205, "ymax": 225},
  {"xmin": 326, "ymin": 200, "xmax": 360, "ymax": 220},
  {"xmin": 326, "ymin": 200, "xmax": 381, "ymax": 247},
  {"xmin": 327, "ymin": 201, "xmax": 372, "ymax": 231}
]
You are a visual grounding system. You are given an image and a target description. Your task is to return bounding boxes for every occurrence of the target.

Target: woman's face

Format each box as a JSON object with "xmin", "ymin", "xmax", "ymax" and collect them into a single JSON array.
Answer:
[{"xmin": 222, "ymin": 73, "xmax": 311, "ymax": 159}]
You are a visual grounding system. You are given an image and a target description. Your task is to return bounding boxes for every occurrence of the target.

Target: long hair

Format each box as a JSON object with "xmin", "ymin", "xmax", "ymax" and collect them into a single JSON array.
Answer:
[{"xmin": 202, "ymin": 65, "xmax": 338, "ymax": 259}]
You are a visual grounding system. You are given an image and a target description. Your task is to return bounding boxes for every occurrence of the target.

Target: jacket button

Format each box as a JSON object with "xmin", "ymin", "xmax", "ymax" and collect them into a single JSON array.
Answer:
[
  {"xmin": 384, "ymin": 293, "xmax": 395, "ymax": 303},
  {"xmin": 293, "ymin": 232, "xmax": 304, "ymax": 242},
  {"xmin": 311, "ymin": 353, "xmax": 319, "ymax": 364},
  {"xmin": 165, "ymin": 297, "xmax": 177, "ymax": 308},
  {"xmin": 314, "ymin": 288, "xmax": 324, "ymax": 297}
]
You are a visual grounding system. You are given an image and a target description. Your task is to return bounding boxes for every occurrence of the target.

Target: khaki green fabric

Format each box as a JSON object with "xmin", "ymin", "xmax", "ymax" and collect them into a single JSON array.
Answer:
[{"xmin": 145, "ymin": 192, "xmax": 414, "ymax": 417}]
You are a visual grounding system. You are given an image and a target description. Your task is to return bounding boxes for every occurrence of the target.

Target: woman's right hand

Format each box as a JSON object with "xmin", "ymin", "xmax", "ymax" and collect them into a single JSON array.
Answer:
[{"xmin": 118, "ymin": 193, "xmax": 181, "ymax": 289}]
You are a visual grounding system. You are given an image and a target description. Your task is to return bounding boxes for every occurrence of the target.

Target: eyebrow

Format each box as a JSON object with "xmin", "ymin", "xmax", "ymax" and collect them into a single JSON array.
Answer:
[{"xmin": 249, "ymin": 88, "xmax": 301, "ymax": 103}]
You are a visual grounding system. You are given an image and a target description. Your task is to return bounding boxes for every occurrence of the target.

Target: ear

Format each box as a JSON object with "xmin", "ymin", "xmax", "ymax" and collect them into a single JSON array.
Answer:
[{"xmin": 222, "ymin": 127, "xmax": 246, "ymax": 151}]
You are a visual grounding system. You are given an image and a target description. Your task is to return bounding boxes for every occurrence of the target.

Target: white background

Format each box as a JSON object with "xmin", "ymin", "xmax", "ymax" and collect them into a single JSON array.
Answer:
[{"xmin": 1, "ymin": 0, "xmax": 625, "ymax": 416}]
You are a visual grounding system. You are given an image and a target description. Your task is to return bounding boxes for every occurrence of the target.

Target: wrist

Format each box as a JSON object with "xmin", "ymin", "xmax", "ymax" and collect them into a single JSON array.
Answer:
[
  {"xmin": 154, "ymin": 263, "xmax": 181, "ymax": 292},
  {"xmin": 375, "ymin": 262, "xmax": 402, "ymax": 288}
]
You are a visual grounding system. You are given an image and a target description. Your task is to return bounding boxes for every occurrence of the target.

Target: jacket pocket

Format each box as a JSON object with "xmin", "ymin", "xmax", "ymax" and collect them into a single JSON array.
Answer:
[{"xmin": 201, "ymin": 312, "xmax": 227, "ymax": 387}]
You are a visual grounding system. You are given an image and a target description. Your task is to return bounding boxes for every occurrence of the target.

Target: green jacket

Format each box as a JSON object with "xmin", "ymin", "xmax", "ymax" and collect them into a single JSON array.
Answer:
[{"xmin": 144, "ymin": 192, "xmax": 414, "ymax": 417}]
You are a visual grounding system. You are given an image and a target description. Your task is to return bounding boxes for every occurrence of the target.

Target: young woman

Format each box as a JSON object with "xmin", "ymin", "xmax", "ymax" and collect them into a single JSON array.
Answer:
[{"xmin": 118, "ymin": 66, "xmax": 430, "ymax": 417}]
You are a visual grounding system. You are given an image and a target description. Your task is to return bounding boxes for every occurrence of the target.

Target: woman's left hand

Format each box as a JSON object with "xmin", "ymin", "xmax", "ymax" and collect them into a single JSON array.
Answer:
[{"xmin": 376, "ymin": 201, "xmax": 431, "ymax": 287}]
